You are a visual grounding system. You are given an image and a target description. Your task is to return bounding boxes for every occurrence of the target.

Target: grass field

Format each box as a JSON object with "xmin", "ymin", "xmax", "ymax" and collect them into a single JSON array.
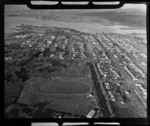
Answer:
[
  {"xmin": 18, "ymin": 77, "xmax": 92, "ymax": 116},
  {"xmin": 40, "ymin": 81, "xmax": 90, "ymax": 94},
  {"xmin": 37, "ymin": 93, "xmax": 91, "ymax": 115}
]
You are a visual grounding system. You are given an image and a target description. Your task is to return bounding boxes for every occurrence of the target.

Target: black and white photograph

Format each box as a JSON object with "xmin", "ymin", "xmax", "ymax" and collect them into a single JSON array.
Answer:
[{"xmin": 4, "ymin": 1, "xmax": 147, "ymax": 119}]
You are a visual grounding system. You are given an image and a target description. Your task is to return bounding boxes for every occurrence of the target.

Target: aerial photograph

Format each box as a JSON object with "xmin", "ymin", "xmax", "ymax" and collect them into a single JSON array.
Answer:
[{"xmin": 4, "ymin": 3, "xmax": 147, "ymax": 118}]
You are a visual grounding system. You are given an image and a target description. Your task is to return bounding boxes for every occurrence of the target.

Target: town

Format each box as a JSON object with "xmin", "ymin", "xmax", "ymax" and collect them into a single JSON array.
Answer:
[{"xmin": 5, "ymin": 25, "xmax": 147, "ymax": 118}]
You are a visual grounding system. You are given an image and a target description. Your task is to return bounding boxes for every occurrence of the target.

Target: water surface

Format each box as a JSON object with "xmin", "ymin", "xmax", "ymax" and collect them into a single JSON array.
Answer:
[{"xmin": 5, "ymin": 17, "xmax": 146, "ymax": 34}]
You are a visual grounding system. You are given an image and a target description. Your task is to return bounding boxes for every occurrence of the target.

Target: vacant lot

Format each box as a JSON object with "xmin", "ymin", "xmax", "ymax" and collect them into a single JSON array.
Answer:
[{"xmin": 18, "ymin": 77, "xmax": 91, "ymax": 116}]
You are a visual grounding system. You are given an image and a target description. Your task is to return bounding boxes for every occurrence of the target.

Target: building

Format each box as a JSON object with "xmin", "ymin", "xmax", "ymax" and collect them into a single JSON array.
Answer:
[{"xmin": 86, "ymin": 110, "xmax": 96, "ymax": 118}]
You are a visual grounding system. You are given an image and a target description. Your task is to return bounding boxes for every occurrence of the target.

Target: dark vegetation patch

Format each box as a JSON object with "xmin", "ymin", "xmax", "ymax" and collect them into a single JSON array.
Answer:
[{"xmin": 5, "ymin": 101, "xmax": 85, "ymax": 118}]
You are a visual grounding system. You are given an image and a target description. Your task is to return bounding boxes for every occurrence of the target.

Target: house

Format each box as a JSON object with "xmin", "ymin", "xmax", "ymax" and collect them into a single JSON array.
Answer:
[
  {"xmin": 111, "ymin": 98, "xmax": 116, "ymax": 102},
  {"xmin": 120, "ymin": 101, "xmax": 125, "ymax": 104},
  {"xmin": 135, "ymin": 83, "xmax": 142, "ymax": 87},
  {"xmin": 125, "ymin": 91, "xmax": 130, "ymax": 95},
  {"xmin": 117, "ymin": 83, "xmax": 121, "ymax": 87}
]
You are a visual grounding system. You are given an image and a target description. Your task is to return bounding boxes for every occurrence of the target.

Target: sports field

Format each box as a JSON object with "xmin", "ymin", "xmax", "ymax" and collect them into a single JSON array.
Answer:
[
  {"xmin": 18, "ymin": 77, "xmax": 92, "ymax": 116},
  {"xmin": 40, "ymin": 81, "xmax": 90, "ymax": 94}
]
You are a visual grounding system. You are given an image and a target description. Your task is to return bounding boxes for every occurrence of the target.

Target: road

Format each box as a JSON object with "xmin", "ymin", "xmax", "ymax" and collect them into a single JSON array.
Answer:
[{"xmin": 86, "ymin": 41, "xmax": 113, "ymax": 117}]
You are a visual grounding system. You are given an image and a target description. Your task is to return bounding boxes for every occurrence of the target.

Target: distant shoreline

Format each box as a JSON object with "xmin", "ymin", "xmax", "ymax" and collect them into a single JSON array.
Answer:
[{"xmin": 5, "ymin": 16, "xmax": 146, "ymax": 35}]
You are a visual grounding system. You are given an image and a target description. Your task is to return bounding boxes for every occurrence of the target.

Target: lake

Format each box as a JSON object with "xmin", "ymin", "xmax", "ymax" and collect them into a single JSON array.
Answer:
[{"xmin": 5, "ymin": 17, "xmax": 146, "ymax": 34}]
